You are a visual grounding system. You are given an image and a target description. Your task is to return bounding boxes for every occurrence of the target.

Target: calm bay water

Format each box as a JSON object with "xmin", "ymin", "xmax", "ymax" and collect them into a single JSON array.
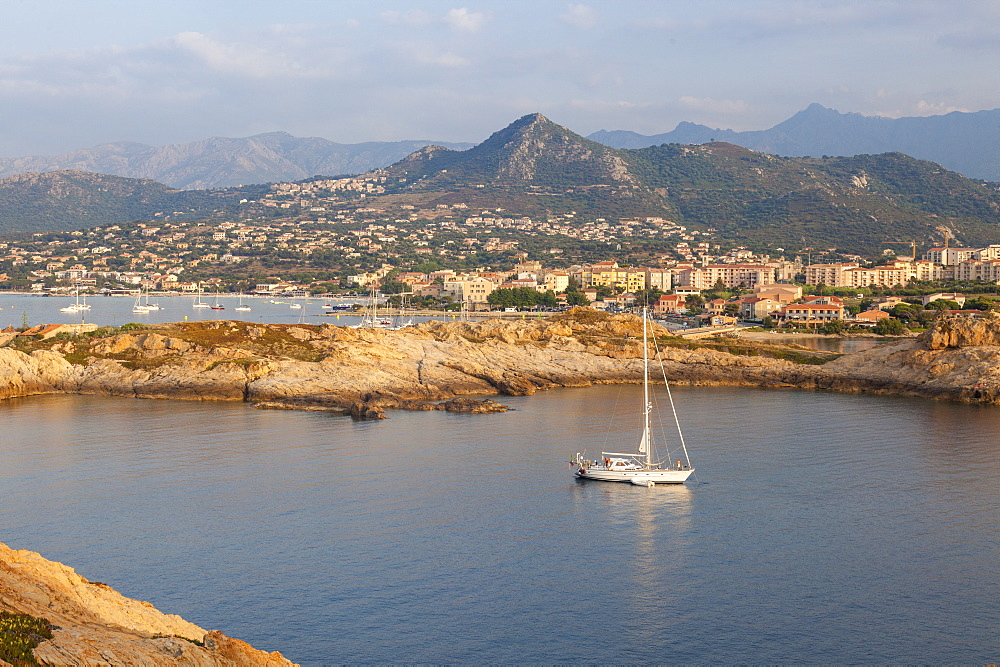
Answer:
[
  {"xmin": 0, "ymin": 293, "xmax": 447, "ymax": 329},
  {"xmin": 0, "ymin": 387, "xmax": 997, "ymax": 664}
]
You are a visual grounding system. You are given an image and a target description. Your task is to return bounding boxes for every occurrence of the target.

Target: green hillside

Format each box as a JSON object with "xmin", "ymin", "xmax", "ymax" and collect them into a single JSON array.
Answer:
[
  {"xmin": 376, "ymin": 115, "xmax": 1000, "ymax": 254},
  {"xmin": 0, "ymin": 170, "xmax": 268, "ymax": 234}
]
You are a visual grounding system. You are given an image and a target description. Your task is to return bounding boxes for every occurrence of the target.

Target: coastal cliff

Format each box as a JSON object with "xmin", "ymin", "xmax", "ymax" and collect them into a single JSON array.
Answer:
[
  {"xmin": 1, "ymin": 310, "xmax": 999, "ymax": 415},
  {"xmin": 0, "ymin": 542, "xmax": 296, "ymax": 665},
  {"xmin": 819, "ymin": 315, "xmax": 1000, "ymax": 403}
]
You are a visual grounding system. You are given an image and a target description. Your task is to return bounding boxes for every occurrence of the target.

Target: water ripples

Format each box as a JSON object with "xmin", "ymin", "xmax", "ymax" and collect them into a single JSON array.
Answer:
[{"xmin": 0, "ymin": 387, "xmax": 997, "ymax": 664}]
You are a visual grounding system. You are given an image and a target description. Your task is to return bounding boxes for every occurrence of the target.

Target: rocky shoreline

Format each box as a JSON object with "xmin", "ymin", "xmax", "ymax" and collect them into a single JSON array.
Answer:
[
  {"xmin": 0, "ymin": 542, "xmax": 296, "ymax": 665},
  {"xmin": 1, "ymin": 309, "xmax": 1000, "ymax": 416}
]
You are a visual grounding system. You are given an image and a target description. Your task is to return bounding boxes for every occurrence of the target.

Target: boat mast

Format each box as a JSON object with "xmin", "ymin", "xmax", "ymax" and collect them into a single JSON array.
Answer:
[{"xmin": 642, "ymin": 307, "xmax": 652, "ymax": 468}]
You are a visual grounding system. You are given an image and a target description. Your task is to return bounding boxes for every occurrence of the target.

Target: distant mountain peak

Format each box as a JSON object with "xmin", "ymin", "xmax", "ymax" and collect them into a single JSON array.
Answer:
[
  {"xmin": 588, "ymin": 105, "xmax": 1000, "ymax": 181},
  {"xmin": 383, "ymin": 113, "xmax": 633, "ymax": 186}
]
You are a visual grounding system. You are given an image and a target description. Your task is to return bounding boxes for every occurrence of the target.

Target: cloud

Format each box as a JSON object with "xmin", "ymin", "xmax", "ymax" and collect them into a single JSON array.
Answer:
[
  {"xmin": 417, "ymin": 51, "xmax": 470, "ymax": 67},
  {"xmin": 379, "ymin": 10, "xmax": 434, "ymax": 28},
  {"xmin": 172, "ymin": 31, "xmax": 324, "ymax": 79},
  {"xmin": 914, "ymin": 100, "xmax": 970, "ymax": 116},
  {"xmin": 678, "ymin": 96, "xmax": 749, "ymax": 115},
  {"xmin": 445, "ymin": 8, "xmax": 488, "ymax": 33},
  {"xmin": 560, "ymin": 4, "xmax": 597, "ymax": 30}
]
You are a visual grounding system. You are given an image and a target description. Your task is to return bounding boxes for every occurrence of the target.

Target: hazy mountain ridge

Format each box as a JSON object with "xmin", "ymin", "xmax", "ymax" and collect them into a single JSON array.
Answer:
[
  {"xmin": 589, "ymin": 104, "xmax": 1000, "ymax": 182},
  {"xmin": 0, "ymin": 132, "xmax": 475, "ymax": 190}
]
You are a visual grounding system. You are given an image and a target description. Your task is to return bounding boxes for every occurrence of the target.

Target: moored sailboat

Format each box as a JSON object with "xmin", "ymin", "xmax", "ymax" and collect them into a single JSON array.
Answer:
[
  {"xmin": 193, "ymin": 286, "xmax": 210, "ymax": 309},
  {"xmin": 571, "ymin": 308, "xmax": 694, "ymax": 486}
]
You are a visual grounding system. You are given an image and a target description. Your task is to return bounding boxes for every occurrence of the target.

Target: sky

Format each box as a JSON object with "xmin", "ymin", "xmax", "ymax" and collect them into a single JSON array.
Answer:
[{"xmin": 1, "ymin": 0, "xmax": 999, "ymax": 157}]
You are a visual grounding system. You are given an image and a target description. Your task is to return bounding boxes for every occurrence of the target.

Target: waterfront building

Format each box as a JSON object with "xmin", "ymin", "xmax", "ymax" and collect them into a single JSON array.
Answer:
[
  {"xmin": 442, "ymin": 277, "xmax": 497, "ymax": 304},
  {"xmin": 777, "ymin": 302, "xmax": 845, "ymax": 325},
  {"xmin": 676, "ymin": 263, "xmax": 778, "ymax": 289},
  {"xmin": 754, "ymin": 284, "xmax": 802, "ymax": 303},
  {"xmin": 740, "ymin": 297, "xmax": 783, "ymax": 320}
]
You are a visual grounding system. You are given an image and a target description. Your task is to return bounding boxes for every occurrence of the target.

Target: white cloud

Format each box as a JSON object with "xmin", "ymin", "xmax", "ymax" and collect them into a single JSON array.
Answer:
[
  {"xmin": 560, "ymin": 4, "xmax": 597, "ymax": 30},
  {"xmin": 445, "ymin": 8, "xmax": 488, "ymax": 33},
  {"xmin": 379, "ymin": 10, "xmax": 434, "ymax": 28},
  {"xmin": 172, "ymin": 31, "xmax": 323, "ymax": 79},
  {"xmin": 419, "ymin": 51, "xmax": 470, "ymax": 67},
  {"xmin": 914, "ymin": 100, "xmax": 970, "ymax": 116},
  {"xmin": 569, "ymin": 98, "xmax": 646, "ymax": 111}
]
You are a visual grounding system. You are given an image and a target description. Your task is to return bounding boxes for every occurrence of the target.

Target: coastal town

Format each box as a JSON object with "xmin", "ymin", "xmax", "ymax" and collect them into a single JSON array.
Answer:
[{"xmin": 0, "ymin": 174, "xmax": 998, "ymax": 331}]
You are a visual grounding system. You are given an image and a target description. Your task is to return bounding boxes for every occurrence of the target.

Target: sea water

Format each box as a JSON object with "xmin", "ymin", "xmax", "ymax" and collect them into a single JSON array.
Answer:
[{"xmin": 0, "ymin": 386, "xmax": 997, "ymax": 664}]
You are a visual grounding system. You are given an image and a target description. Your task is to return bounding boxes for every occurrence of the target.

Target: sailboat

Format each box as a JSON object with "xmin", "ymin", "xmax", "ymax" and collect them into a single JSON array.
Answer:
[
  {"xmin": 351, "ymin": 287, "xmax": 393, "ymax": 329},
  {"xmin": 132, "ymin": 285, "xmax": 159, "ymax": 313},
  {"xmin": 193, "ymin": 286, "xmax": 210, "ymax": 309},
  {"xmin": 210, "ymin": 292, "xmax": 225, "ymax": 310},
  {"xmin": 132, "ymin": 291, "xmax": 152, "ymax": 313},
  {"xmin": 60, "ymin": 288, "xmax": 82, "ymax": 313},
  {"xmin": 571, "ymin": 309, "xmax": 694, "ymax": 486},
  {"xmin": 234, "ymin": 295, "xmax": 251, "ymax": 312},
  {"xmin": 142, "ymin": 287, "xmax": 161, "ymax": 310}
]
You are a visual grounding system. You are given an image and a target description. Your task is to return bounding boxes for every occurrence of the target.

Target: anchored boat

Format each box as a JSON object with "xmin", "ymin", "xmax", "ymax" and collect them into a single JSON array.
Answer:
[{"xmin": 571, "ymin": 308, "xmax": 694, "ymax": 486}]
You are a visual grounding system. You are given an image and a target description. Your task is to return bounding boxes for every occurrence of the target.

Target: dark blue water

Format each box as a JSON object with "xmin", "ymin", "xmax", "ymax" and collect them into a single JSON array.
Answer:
[{"xmin": 0, "ymin": 387, "xmax": 997, "ymax": 664}]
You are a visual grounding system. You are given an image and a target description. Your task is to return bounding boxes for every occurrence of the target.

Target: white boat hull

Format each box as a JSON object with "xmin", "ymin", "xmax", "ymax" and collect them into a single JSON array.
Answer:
[{"xmin": 574, "ymin": 467, "xmax": 693, "ymax": 485}]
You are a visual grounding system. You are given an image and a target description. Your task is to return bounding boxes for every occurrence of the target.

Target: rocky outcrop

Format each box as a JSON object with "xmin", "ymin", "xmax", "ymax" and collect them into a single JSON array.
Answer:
[
  {"xmin": 0, "ymin": 349, "xmax": 74, "ymax": 401},
  {"xmin": 818, "ymin": 314, "xmax": 1000, "ymax": 403},
  {"xmin": 3, "ymin": 312, "xmax": 1000, "ymax": 415},
  {"xmin": 0, "ymin": 542, "xmax": 296, "ymax": 665},
  {"xmin": 921, "ymin": 315, "xmax": 1000, "ymax": 349}
]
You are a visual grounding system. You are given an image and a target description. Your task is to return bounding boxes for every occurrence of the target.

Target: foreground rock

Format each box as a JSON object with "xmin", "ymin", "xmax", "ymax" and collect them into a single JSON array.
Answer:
[
  {"xmin": 1, "ymin": 310, "xmax": 999, "ymax": 413},
  {"xmin": 0, "ymin": 542, "xmax": 296, "ymax": 665}
]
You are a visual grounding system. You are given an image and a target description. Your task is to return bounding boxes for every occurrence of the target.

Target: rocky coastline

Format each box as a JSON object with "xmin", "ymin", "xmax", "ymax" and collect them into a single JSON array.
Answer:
[
  {"xmin": 0, "ymin": 542, "xmax": 295, "ymax": 665},
  {"xmin": 2, "ymin": 309, "xmax": 1000, "ymax": 417}
]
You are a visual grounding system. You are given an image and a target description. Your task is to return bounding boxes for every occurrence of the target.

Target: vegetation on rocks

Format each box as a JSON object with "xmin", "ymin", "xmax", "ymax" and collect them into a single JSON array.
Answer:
[{"xmin": 0, "ymin": 611, "xmax": 53, "ymax": 666}]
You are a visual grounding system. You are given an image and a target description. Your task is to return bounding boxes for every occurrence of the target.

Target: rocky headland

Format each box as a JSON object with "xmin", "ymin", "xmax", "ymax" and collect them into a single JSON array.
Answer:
[
  {"xmin": 1, "ymin": 309, "xmax": 1000, "ymax": 415},
  {"xmin": 0, "ymin": 542, "xmax": 295, "ymax": 665}
]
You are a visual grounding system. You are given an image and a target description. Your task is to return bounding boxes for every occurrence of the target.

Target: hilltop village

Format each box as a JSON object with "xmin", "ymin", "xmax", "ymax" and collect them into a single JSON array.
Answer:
[{"xmin": 1, "ymin": 172, "xmax": 999, "ymax": 330}]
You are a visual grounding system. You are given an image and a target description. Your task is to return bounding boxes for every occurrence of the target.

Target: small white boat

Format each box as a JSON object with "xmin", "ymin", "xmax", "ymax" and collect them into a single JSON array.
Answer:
[
  {"xmin": 61, "ymin": 287, "xmax": 89, "ymax": 313},
  {"xmin": 193, "ymin": 287, "xmax": 210, "ymax": 308},
  {"xmin": 234, "ymin": 296, "xmax": 251, "ymax": 312},
  {"xmin": 571, "ymin": 308, "xmax": 694, "ymax": 485}
]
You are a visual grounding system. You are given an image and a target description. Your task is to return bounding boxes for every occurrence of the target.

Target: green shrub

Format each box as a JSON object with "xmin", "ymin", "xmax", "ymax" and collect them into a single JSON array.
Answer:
[{"xmin": 0, "ymin": 611, "xmax": 54, "ymax": 665}]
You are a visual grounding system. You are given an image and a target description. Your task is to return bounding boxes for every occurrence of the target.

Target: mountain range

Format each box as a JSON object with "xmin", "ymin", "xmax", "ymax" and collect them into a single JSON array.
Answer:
[
  {"xmin": 0, "ymin": 133, "xmax": 474, "ymax": 190},
  {"xmin": 373, "ymin": 114, "xmax": 1000, "ymax": 254},
  {"xmin": 0, "ymin": 105, "xmax": 997, "ymax": 190},
  {"xmin": 3, "ymin": 113, "xmax": 1000, "ymax": 256},
  {"xmin": 588, "ymin": 104, "xmax": 1000, "ymax": 182}
]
